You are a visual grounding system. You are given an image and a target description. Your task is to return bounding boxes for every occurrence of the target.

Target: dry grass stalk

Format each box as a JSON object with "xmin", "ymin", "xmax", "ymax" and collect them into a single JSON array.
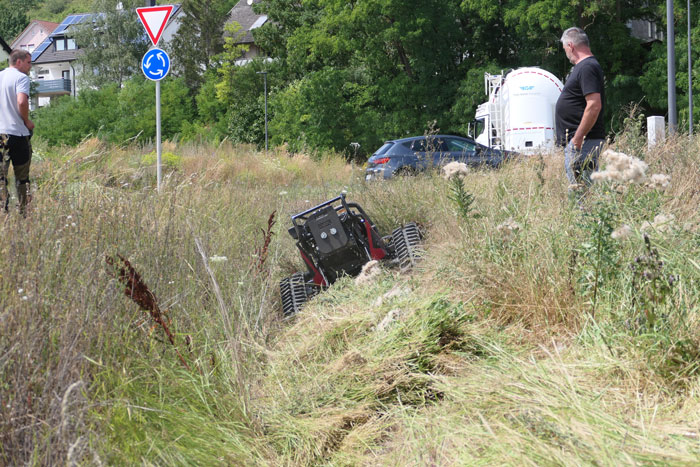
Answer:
[
  {"xmin": 254, "ymin": 210, "xmax": 276, "ymax": 274},
  {"xmin": 105, "ymin": 254, "xmax": 191, "ymax": 371},
  {"xmin": 193, "ymin": 235, "xmax": 249, "ymax": 412}
]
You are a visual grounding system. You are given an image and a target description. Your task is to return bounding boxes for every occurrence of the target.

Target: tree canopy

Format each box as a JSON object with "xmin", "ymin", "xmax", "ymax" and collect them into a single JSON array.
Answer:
[{"xmin": 31, "ymin": 0, "xmax": 700, "ymax": 155}]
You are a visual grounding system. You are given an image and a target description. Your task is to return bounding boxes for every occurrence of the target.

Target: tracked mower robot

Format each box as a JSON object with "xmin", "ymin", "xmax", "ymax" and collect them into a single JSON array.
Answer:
[{"xmin": 280, "ymin": 194, "xmax": 422, "ymax": 316}]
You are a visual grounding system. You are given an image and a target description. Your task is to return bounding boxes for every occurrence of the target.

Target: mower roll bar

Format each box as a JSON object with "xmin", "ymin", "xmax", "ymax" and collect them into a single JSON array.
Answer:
[{"xmin": 288, "ymin": 194, "xmax": 375, "ymax": 240}]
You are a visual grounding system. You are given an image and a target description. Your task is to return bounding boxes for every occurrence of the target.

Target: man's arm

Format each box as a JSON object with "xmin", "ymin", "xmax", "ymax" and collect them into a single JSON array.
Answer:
[
  {"xmin": 17, "ymin": 92, "xmax": 35, "ymax": 132},
  {"xmin": 571, "ymin": 92, "xmax": 601, "ymax": 149}
]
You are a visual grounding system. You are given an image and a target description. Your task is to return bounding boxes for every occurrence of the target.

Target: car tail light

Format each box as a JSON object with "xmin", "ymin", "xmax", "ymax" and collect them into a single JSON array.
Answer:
[{"xmin": 373, "ymin": 157, "xmax": 391, "ymax": 165}]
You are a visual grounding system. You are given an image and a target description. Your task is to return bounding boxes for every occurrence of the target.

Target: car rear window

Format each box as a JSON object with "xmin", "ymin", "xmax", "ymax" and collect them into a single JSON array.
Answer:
[
  {"xmin": 374, "ymin": 142, "xmax": 394, "ymax": 156},
  {"xmin": 383, "ymin": 142, "xmax": 412, "ymax": 155}
]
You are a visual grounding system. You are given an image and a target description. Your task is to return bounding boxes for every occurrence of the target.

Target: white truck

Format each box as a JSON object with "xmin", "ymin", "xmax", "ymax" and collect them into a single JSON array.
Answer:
[{"xmin": 473, "ymin": 67, "xmax": 564, "ymax": 154}]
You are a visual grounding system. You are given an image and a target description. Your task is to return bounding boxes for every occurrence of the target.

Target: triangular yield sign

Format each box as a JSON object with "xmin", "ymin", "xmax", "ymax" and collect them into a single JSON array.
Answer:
[{"xmin": 136, "ymin": 5, "xmax": 174, "ymax": 46}]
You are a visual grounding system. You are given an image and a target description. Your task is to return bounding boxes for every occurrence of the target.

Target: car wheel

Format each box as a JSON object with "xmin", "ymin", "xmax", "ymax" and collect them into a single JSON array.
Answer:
[
  {"xmin": 280, "ymin": 272, "xmax": 320, "ymax": 317},
  {"xmin": 391, "ymin": 222, "xmax": 424, "ymax": 272}
]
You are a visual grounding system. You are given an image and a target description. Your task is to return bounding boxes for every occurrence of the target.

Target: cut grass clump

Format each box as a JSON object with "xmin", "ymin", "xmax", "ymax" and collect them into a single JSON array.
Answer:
[{"xmin": 257, "ymin": 286, "xmax": 501, "ymax": 464}]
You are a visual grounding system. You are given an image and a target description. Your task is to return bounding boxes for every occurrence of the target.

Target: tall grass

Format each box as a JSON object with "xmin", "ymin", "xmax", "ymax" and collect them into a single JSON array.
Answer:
[
  {"xmin": 1, "ymin": 140, "xmax": 356, "ymax": 464},
  {"xmin": 1, "ymin": 133, "xmax": 699, "ymax": 465}
]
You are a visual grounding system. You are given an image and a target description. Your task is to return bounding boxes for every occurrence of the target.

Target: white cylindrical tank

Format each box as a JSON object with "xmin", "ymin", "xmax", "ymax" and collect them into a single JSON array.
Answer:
[{"xmin": 498, "ymin": 67, "xmax": 563, "ymax": 153}]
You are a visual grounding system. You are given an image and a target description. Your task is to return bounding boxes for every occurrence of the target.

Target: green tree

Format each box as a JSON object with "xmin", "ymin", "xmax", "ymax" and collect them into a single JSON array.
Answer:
[
  {"xmin": 640, "ymin": 1, "xmax": 700, "ymax": 129},
  {"xmin": 167, "ymin": 0, "xmax": 236, "ymax": 91},
  {"xmin": 257, "ymin": 0, "xmax": 475, "ymax": 153},
  {"xmin": 110, "ymin": 76, "xmax": 195, "ymax": 143},
  {"xmin": 270, "ymin": 68, "xmax": 363, "ymax": 152},
  {"xmin": 74, "ymin": 0, "xmax": 149, "ymax": 88},
  {"xmin": 461, "ymin": 0, "xmax": 656, "ymax": 131},
  {"xmin": 252, "ymin": 0, "xmax": 322, "ymax": 76},
  {"xmin": 27, "ymin": 0, "xmax": 94, "ymax": 23},
  {"xmin": 211, "ymin": 0, "xmax": 667, "ymax": 152},
  {"xmin": 0, "ymin": 0, "xmax": 36, "ymax": 42},
  {"xmin": 33, "ymin": 85, "xmax": 121, "ymax": 145},
  {"xmin": 33, "ymin": 76, "xmax": 195, "ymax": 145},
  {"xmin": 215, "ymin": 22, "xmax": 250, "ymax": 105}
]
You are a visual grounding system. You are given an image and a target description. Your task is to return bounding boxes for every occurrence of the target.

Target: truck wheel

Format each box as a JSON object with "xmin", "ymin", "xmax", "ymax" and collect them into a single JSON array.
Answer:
[
  {"xmin": 280, "ymin": 272, "xmax": 320, "ymax": 317},
  {"xmin": 391, "ymin": 222, "xmax": 423, "ymax": 271}
]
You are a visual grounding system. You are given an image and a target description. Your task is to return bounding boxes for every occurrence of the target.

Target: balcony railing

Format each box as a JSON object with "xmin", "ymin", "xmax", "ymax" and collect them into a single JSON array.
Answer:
[{"xmin": 33, "ymin": 78, "xmax": 71, "ymax": 96}]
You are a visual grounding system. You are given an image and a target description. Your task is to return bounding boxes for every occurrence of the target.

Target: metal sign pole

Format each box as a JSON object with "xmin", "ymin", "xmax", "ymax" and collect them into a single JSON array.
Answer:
[
  {"xmin": 137, "ymin": 5, "xmax": 174, "ymax": 193},
  {"xmin": 156, "ymin": 79, "xmax": 162, "ymax": 192}
]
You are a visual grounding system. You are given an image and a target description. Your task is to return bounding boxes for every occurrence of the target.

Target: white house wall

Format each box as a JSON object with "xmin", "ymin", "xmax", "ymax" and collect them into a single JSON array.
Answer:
[
  {"xmin": 14, "ymin": 24, "xmax": 45, "ymax": 53},
  {"xmin": 31, "ymin": 62, "xmax": 81, "ymax": 109},
  {"xmin": 159, "ymin": 12, "xmax": 182, "ymax": 45},
  {"xmin": 33, "ymin": 62, "xmax": 71, "ymax": 81}
]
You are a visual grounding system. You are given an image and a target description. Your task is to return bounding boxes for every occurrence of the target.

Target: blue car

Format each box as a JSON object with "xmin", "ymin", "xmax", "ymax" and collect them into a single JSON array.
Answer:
[{"xmin": 364, "ymin": 135, "xmax": 512, "ymax": 181}]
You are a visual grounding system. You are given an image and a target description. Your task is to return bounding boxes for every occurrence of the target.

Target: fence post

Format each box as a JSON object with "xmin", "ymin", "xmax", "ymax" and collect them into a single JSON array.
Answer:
[{"xmin": 647, "ymin": 116, "xmax": 666, "ymax": 149}]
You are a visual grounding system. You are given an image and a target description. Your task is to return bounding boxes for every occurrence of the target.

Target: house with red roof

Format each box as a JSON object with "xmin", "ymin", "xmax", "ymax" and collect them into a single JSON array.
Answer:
[
  {"xmin": 11, "ymin": 20, "xmax": 59, "ymax": 54},
  {"xmin": 29, "ymin": 5, "xmax": 182, "ymax": 108}
]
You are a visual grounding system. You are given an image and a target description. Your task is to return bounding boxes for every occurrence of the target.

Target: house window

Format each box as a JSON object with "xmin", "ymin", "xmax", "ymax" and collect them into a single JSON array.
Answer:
[
  {"xmin": 55, "ymin": 38, "xmax": 78, "ymax": 51},
  {"xmin": 62, "ymin": 70, "xmax": 70, "ymax": 80}
]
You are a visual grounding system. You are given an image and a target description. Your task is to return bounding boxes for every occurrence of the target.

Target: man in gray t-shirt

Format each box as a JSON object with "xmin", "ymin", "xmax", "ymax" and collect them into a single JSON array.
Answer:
[{"xmin": 0, "ymin": 49, "xmax": 34, "ymax": 214}]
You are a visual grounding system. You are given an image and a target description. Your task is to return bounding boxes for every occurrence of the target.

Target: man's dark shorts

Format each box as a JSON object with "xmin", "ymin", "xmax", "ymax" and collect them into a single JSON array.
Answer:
[{"xmin": 1, "ymin": 134, "xmax": 32, "ymax": 167}]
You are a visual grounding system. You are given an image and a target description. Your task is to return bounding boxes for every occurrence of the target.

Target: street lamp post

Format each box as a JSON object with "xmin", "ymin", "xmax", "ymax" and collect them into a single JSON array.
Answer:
[
  {"xmin": 257, "ymin": 71, "xmax": 268, "ymax": 151},
  {"xmin": 668, "ymin": 0, "xmax": 678, "ymax": 134}
]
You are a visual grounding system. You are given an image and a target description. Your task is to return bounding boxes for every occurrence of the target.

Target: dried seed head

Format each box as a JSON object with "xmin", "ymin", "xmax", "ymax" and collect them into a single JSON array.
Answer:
[
  {"xmin": 591, "ymin": 149, "xmax": 648, "ymax": 184},
  {"xmin": 611, "ymin": 224, "xmax": 633, "ymax": 240},
  {"xmin": 646, "ymin": 173, "xmax": 671, "ymax": 190},
  {"xmin": 442, "ymin": 161, "xmax": 470, "ymax": 180}
]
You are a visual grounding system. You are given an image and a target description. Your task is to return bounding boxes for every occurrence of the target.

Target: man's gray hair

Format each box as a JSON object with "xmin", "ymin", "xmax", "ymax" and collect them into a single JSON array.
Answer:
[
  {"xmin": 9, "ymin": 49, "xmax": 31, "ymax": 65},
  {"xmin": 561, "ymin": 27, "xmax": 589, "ymax": 47}
]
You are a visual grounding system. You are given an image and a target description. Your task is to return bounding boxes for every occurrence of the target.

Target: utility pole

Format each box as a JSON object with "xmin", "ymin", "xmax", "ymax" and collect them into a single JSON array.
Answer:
[
  {"xmin": 689, "ymin": 0, "xmax": 693, "ymax": 135},
  {"xmin": 668, "ymin": 0, "xmax": 678, "ymax": 134}
]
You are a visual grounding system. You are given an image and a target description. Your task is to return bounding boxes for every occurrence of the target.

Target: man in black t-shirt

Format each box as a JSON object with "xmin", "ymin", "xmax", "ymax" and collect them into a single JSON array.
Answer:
[{"xmin": 555, "ymin": 27, "xmax": 605, "ymax": 187}]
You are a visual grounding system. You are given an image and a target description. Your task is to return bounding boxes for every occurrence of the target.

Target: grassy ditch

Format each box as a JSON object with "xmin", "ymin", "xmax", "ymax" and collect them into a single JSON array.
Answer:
[{"xmin": 1, "ymin": 134, "xmax": 699, "ymax": 465}]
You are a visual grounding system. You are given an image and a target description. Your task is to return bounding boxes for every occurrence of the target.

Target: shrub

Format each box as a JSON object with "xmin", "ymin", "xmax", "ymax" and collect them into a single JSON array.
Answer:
[
  {"xmin": 33, "ymin": 77, "xmax": 195, "ymax": 146},
  {"xmin": 140, "ymin": 151, "xmax": 183, "ymax": 170}
]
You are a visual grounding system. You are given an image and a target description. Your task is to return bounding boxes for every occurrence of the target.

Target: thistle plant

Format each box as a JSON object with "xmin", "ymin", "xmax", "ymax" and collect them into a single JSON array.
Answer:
[
  {"xmin": 628, "ymin": 234, "xmax": 677, "ymax": 329},
  {"xmin": 575, "ymin": 200, "xmax": 620, "ymax": 314},
  {"xmin": 626, "ymin": 234, "xmax": 700, "ymax": 380},
  {"xmin": 447, "ymin": 176, "xmax": 478, "ymax": 220}
]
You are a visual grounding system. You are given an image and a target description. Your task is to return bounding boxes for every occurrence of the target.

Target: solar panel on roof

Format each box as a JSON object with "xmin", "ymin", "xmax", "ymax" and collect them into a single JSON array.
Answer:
[
  {"xmin": 31, "ymin": 39, "xmax": 52, "ymax": 61},
  {"xmin": 54, "ymin": 15, "xmax": 75, "ymax": 32},
  {"xmin": 250, "ymin": 15, "xmax": 268, "ymax": 30}
]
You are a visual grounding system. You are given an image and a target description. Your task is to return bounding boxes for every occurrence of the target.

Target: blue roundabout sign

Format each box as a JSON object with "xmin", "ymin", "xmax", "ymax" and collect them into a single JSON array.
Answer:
[{"xmin": 141, "ymin": 48, "xmax": 170, "ymax": 81}]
